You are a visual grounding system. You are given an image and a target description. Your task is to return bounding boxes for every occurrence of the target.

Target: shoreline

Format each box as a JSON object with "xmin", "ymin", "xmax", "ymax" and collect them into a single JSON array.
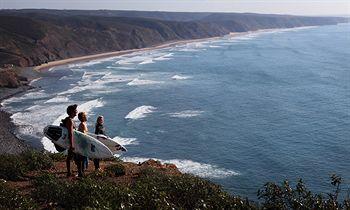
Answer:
[
  {"xmin": 33, "ymin": 25, "xmax": 321, "ymax": 72},
  {"xmin": 0, "ymin": 86, "xmax": 33, "ymax": 154},
  {"xmin": 34, "ymin": 35, "xmax": 225, "ymax": 72}
]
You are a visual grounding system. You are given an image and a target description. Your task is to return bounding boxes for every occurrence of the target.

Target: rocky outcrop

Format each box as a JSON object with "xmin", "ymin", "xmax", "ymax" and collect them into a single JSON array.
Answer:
[{"xmin": 0, "ymin": 69, "xmax": 28, "ymax": 88}]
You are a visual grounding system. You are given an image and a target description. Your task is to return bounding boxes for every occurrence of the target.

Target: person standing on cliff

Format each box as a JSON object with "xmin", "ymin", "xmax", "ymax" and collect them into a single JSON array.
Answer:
[
  {"xmin": 78, "ymin": 112, "xmax": 89, "ymax": 171},
  {"xmin": 93, "ymin": 115, "xmax": 105, "ymax": 171},
  {"xmin": 61, "ymin": 104, "xmax": 84, "ymax": 177}
]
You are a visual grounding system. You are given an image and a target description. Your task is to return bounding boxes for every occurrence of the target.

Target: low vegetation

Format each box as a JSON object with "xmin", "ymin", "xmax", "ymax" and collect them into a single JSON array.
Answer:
[
  {"xmin": 0, "ymin": 150, "xmax": 53, "ymax": 180},
  {"xmin": 0, "ymin": 150, "xmax": 349, "ymax": 209}
]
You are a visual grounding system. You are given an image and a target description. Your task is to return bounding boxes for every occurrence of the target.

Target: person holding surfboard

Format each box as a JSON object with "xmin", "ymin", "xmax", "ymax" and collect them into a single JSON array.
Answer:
[
  {"xmin": 61, "ymin": 104, "xmax": 84, "ymax": 177},
  {"xmin": 78, "ymin": 112, "xmax": 89, "ymax": 171},
  {"xmin": 93, "ymin": 115, "xmax": 105, "ymax": 171}
]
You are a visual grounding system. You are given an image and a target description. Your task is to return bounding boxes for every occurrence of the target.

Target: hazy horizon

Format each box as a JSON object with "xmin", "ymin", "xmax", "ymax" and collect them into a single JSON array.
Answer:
[{"xmin": 1, "ymin": 0, "xmax": 349, "ymax": 16}]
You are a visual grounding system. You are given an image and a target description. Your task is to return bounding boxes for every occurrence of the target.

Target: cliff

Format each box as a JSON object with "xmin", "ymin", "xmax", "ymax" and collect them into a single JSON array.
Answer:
[{"xmin": 0, "ymin": 10, "xmax": 347, "ymax": 67}]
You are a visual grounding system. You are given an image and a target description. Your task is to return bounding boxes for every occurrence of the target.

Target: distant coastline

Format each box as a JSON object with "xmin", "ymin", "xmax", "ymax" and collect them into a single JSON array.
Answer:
[
  {"xmin": 33, "ymin": 25, "xmax": 321, "ymax": 72},
  {"xmin": 33, "ymin": 36, "xmax": 223, "ymax": 72}
]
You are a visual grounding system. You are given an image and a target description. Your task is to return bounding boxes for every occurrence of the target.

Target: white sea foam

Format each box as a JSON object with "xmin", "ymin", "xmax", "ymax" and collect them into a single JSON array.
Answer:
[
  {"xmin": 1, "ymin": 90, "xmax": 48, "ymax": 107},
  {"xmin": 153, "ymin": 53, "xmax": 173, "ymax": 61},
  {"xmin": 127, "ymin": 78, "xmax": 163, "ymax": 86},
  {"xmin": 67, "ymin": 56, "xmax": 119, "ymax": 68},
  {"xmin": 58, "ymin": 71, "xmax": 129, "ymax": 95},
  {"xmin": 125, "ymin": 105, "xmax": 156, "ymax": 120},
  {"xmin": 29, "ymin": 77, "xmax": 42, "ymax": 85},
  {"xmin": 112, "ymin": 136, "xmax": 139, "ymax": 146},
  {"xmin": 176, "ymin": 48, "xmax": 201, "ymax": 52},
  {"xmin": 168, "ymin": 110, "xmax": 204, "ymax": 118},
  {"xmin": 122, "ymin": 157, "xmax": 239, "ymax": 178},
  {"xmin": 68, "ymin": 60, "xmax": 102, "ymax": 68},
  {"xmin": 171, "ymin": 75, "xmax": 191, "ymax": 80},
  {"xmin": 139, "ymin": 59, "xmax": 154, "ymax": 65},
  {"xmin": 106, "ymin": 66, "xmax": 135, "ymax": 70},
  {"xmin": 44, "ymin": 95, "xmax": 69, "ymax": 103},
  {"xmin": 59, "ymin": 76, "xmax": 69, "ymax": 80},
  {"xmin": 78, "ymin": 98, "xmax": 105, "ymax": 114},
  {"xmin": 209, "ymin": 45, "xmax": 222, "ymax": 48}
]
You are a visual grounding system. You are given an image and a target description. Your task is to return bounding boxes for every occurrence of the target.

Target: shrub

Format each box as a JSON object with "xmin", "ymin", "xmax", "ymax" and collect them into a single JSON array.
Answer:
[
  {"xmin": 0, "ymin": 182, "xmax": 37, "ymax": 209},
  {"xmin": 31, "ymin": 172, "xmax": 65, "ymax": 205},
  {"xmin": 48, "ymin": 152, "xmax": 66, "ymax": 162},
  {"xmin": 0, "ymin": 154, "xmax": 27, "ymax": 180},
  {"xmin": 0, "ymin": 150, "xmax": 53, "ymax": 181},
  {"xmin": 32, "ymin": 173, "xmax": 135, "ymax": 209},
  {"xmin": 132, "ymin": 168, "xmax": 255, "ymax": 209},
  {"xmin": 105, "ymin": 163, "xmax": 126, "ymax": 177},
  {"xmin": 258, "ymin": 174, "xmax": 350, "ymax": 210},
  {"xmin": 21, "ymin": 150, "xmax": 53, "ymax": 171}
]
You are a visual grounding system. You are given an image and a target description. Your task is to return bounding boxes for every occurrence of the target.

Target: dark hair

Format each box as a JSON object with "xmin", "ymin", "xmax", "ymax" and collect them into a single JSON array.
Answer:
[{"xmin": 66, "ymin": 104, "xmax": 77, "ymax": 115}]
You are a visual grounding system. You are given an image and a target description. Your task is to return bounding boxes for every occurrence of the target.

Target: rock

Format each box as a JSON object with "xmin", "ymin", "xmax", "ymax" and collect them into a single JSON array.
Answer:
[{"xmin": 0, "ymin": 70, "xmax": 21, "ymax": 88}]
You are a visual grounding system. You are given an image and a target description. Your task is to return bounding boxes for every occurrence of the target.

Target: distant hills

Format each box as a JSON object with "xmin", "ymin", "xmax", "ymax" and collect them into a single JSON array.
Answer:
[{"xmin": 0, "ymin": 9, "xmax": 348, "ymax": 67}]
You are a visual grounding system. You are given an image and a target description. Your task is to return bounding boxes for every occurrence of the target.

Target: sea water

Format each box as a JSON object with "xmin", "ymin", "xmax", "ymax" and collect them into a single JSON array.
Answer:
[{"xmin": 2, "ymin": 23, "xmax": 350, "ymax": 199}]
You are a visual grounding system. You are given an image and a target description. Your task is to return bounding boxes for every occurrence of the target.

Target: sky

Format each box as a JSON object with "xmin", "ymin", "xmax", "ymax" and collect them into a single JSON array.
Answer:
[{"xmin": 1, "ymin": 0, "xmax": 349, "ymax": 16}]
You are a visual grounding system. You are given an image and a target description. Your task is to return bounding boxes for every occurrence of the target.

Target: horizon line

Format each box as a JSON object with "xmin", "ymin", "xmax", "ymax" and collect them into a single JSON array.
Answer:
[{"xmin": 0, "ymin": 8, "xmax": 349, "ymax": 18}]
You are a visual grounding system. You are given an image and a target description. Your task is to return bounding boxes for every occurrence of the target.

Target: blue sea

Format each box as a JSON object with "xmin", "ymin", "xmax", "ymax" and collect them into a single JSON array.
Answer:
[{"xmin": 2, "ymin": 23, "xmax": 350, "ymax": 199}]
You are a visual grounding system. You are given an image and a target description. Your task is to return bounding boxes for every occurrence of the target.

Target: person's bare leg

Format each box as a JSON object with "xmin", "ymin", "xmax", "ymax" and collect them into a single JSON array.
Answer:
[{"xmin": 66, "ymin": 150, "xmax": 72, "ymax": 177}]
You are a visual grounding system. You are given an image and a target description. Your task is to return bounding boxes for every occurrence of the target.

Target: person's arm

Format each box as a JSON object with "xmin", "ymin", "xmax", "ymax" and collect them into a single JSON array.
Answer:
[
  {"xmin": 67, "ymin": 119, "xmax": 74, "ymax": 150},
  {"xmin": 94, "ymin": 125, "xmax": 98, "ymax": 135},
  {"xmin": 83, "ymin": 123, "xmax": 88, "ymax": 133}
]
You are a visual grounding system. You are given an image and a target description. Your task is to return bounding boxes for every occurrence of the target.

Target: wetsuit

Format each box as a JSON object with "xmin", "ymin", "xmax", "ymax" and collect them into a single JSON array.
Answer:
[{"xmin": 93, "ymin": 123, "xmax": 105, "ymax": 170}]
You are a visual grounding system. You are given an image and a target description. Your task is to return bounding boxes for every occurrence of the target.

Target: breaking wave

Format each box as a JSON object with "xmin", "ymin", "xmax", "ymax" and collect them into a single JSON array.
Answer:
[{"xmin": 125, "ymin": 105, "xmax": 156, "ymax": 120}]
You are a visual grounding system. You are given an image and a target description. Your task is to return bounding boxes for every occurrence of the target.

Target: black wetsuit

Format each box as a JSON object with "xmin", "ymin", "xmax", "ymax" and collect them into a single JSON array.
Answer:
[{"xmin": 93, "ymin": 123, "xmax": 105, "ymax": 170}]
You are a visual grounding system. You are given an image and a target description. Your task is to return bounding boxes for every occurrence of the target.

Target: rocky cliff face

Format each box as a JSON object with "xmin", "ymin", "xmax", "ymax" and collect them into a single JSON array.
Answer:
[
  {"xmin": 0, "ymin": 10, "xmax": 347, "ymax": 67},
  {"xmin": 0, "ymin": 69, "xmax": 28, "ymax": 88}
]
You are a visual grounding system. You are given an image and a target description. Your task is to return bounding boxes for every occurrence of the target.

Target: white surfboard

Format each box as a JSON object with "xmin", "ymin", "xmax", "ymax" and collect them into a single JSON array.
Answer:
[
  {"xmin": 43, "ymin": 125, "xmax": 114, "ymax": 159},
  {"xmin": 88, "ymin": 133, "xmax": 127, "ymax": 154}
]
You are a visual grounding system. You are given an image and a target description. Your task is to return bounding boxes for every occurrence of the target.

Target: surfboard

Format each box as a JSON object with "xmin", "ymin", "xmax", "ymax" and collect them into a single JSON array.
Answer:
[
  {"xmin": 88, "ymin": 133, "xmax": 127, "ymax": 154},
  {"xmin": 43, "ymin": 125, "xmax": 114, "ymax": 159}
]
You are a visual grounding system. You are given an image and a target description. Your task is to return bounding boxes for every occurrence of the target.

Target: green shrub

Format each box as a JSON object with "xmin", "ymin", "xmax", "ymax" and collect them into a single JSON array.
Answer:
[
  {"xmin": 21, "ymin": 150, "xmax": 53, "ymax": 171},
  {"xmin": 0, "ymin": 154, "xmax": 27, "ymax": 181},
  {"xmin": 0, "ymin": 182, "xmax": 37, "ymax": 209},
  {"xmin": 48, "ymin": 152, "xmax": 66, "ymax": 162},
  {"xmin": 31, "ymin": 172, "xmax": 65, "ymax": 205},
  {"xmin": 0, "ymin": 150, "xmax": 53, "ymax": 181},
  {"xmin": 105, "ymin": 163, "xmax": 126, "ymax": 177},
  {"xmin": 258, "ymin": 174, "xmax": 350, "ymax": 210},
  {"xmin": 32, "ymin": 173, "xmax": 135, "ymax": 209},
  {"xmin": 133, "ymin": 168, "xmax": 255, "ymax": 209}
]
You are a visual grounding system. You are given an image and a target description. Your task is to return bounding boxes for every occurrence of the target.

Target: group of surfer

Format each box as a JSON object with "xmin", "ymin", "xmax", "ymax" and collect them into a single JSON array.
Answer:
[{"xmin": 62, "ymin": 104, "xmax": 105, "ymax": 177}]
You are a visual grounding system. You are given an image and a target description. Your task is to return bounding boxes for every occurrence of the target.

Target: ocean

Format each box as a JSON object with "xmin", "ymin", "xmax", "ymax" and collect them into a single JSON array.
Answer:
[{"xmin": 2, "ymin": 23, "xmax": 350, "ymax": 199}]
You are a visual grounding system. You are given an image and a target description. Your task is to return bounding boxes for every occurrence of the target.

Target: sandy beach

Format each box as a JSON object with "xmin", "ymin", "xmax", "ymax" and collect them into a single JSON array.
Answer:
[{"xmin": 34, "ymin": 36, "xmax": 225, "ymax": 72}]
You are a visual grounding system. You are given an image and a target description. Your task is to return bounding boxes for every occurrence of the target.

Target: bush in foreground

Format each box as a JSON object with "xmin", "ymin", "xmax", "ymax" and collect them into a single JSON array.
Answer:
[
  {"xmin": 258, "ymin": 174, "xmax": 350, "ymax": 210},
  {"xmin": 31, "ymin": 169, "xmax": 254, "ymax": 209},
  {"xmin": 0, "ymin": 150, "xmax": 53, "ymax": 181},
  {"xmin": 0, "ymin": 182, "xmax": 37, "ymax": 209}
]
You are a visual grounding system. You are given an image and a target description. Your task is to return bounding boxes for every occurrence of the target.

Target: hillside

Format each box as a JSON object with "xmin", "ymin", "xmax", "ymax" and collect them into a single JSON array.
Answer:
[{"xmin": 0, "ymin": 10, "xmax": 347, "ymax": 67}]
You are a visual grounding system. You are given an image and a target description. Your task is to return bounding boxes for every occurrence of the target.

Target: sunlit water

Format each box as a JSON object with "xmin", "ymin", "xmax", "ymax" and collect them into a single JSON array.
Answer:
[{"xmin": 2, "ymin": 23, "xmax": 350, "ymax": 199}]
